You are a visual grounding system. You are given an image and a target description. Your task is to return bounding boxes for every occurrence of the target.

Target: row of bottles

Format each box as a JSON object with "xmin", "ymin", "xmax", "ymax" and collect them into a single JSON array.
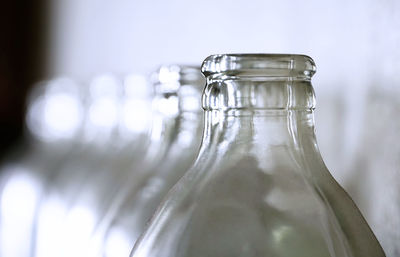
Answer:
[
  {"xmin": 0, "ymin": 54, "xmax": 386, "ymax": 257},
  {"xmin": 0, "ymin": 66, "xmax": 204, "ymax": 257}
]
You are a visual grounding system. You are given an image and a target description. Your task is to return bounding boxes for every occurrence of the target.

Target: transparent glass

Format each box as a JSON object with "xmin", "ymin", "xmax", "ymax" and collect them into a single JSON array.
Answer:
[
  {"xmin": 131, "ymin": 54, "xmax": 386, "ymax": 257},
  {"xmin": 0, "ymin": 78, "xmax": 84, "ymax": 257},
  {"xmin": 32, "ymin": 74, "xmax": 153, "ymax": 257},
  {"xmin": 88, "ymin": 65, "xmax": 205, "ymax": 257}
]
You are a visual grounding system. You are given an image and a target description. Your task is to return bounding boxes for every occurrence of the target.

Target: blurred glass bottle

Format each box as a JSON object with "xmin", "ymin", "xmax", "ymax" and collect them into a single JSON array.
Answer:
[
  {"xmin": 32, "ymin": 74, "xmax": 153, "ymax": 257},
  {"xmin": 60, "ymin": 74, "xmax": 154, "ymax": 229},
  {"xmin": 90, "ymin": 65, "xmax": 205, "ymax": 257},
  {"xmin": 0, "ymin": 78, "xmax": 84, "ymax": 257},
  {"xmin": 41, "ymin": 74, "xmax": 154, "ymax": 257},
  {"xmin": 31, "ymin": 74, "xmax": 119, "ymax": 257},
  {"xmin": 131, "ymin": 54, "xmax": 386, "ymax": 257}
]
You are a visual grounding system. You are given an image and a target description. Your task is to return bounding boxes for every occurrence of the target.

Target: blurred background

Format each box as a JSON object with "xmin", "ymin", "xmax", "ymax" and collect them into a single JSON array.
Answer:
[{"xmin": 0, "ymin": 0, "xmax": 399, "ymax": 256}]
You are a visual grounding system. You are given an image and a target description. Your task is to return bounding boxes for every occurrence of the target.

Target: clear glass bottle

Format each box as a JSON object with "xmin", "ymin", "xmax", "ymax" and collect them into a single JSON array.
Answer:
[
  {"xmin": 92, "ymin": 65, "xmax": 205, "ymax": 257},
  {"xmin": 0, "ymin": 78, "xmax": 84, "ymax": 257},
  {"xmin": 131, "ymin": 54, "xmax": 386, "ymax": 257},
  {"xmin": 33, "ymin": 74, "xmax": 153, "ymax": 257},
  {"xmin": 32, "ymin": 75, "xmax": 122, "ymax": 257}
]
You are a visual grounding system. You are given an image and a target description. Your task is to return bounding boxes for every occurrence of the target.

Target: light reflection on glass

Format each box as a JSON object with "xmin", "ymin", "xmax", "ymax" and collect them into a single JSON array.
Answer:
[
  {"xmin": 122, "ymin": 99, "xmax": 152, "ymax": 134},
  {"xmin": 89, "ymin": 74, "xmax": 119, "ymax": 99},
  {"xmin": 272, "ymin": 225, "xmax": 293, "ymax": 244},
  {"xmin": 0, "ymin": 169, "xmax": 40, "ymax": 257},
  {"xmin": 36, "ymin": 203, "xmax": 97, "ymax": 257},
  {"xmin": 155, "ymin": 96, "xmax": 179, "ymax": 116},
  {"xmin": 26, "ymin": 78, "xmax": 83, "ymax": 143},
  {"xmin": 157, "ymin": 66, "xmax": 180, "ymax": 91},
  {"xmin": 100, "ymin": 65, "xmax": 204, "ymax": 257},
  {"xmin": 83, "ymin": 74, "xmax": 121, "ymax": 143},
  {"xmin": 62, "ymin": 206, "xmax": 96, "ymax": 257},
  {"xmin": 0, "ymin": 69, "xmax": 195, "ymax": 257},
  {"xmin": 0, "ymin": 76, "xmax": 88, "ymax": 257},
  {"xmin": 177, "ymin": 130, "xmax": 194, "ymax": 148},
  {"xmin": 179, "ymin": 86, "xmax": 201, "ymax": 112},
  {"xmin": 124, "ymin": 74, "xmax": 150, "ymax": 98},
  {"xmin": 89, "ymin": 75, "xmax": 120, "ymax": 129},
  {"xmin": 88, "ymin": 98, "xmax": 119, "ymax": 129},
  {"xmin": 121, "ymin": 74, "xmax": 153, "ymax": 135},
  {"xmin": 36, "ymin": 204, "xmax": 97, "ymax": 257},
  {"xmin": 104, "ymin": 228, "xmax": 132, "ymax": 257},
  {"xmin": 150, "ymin": 113, "xmax": 164, "ymax": 142},
  {"xmin": 35, "ymin": 196, "xmax": 66, "ymax": 257},
  {"xmin": 44, "ymin": 93, "xmax": 82, "ymax": 137}
]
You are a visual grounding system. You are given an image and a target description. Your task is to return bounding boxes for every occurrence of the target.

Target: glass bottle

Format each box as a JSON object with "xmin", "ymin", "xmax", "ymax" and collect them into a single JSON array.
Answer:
[
  {"xmin": 0, "ymin": 78, "xmax": 84, "ymax": 257},
  {"xmin": 32, "ymin": 74, "xmax": 153, "ymax": 257},
  {"xmin": 87, "ymin": 65, "xmax": 205, "ymax": 257},
  {"xmin": 131, "ymin": 54, "xmax": 386, "ymax": 257}
]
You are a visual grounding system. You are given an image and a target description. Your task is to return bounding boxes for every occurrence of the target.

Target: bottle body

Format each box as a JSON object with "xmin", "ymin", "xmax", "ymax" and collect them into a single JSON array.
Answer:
[
  {"xmin": 32, "ymin": 74, "xmax": 153, "ymax": 257},
  {"xmin": 131, "ymin": 54, "xmax": 385, "ymax": 257},
  {"xmin": 132, "ymin": 110, "xmax": 350, "ymax": 257},
  {"xmin": 0, "ymin": 78, "xmax": 84, "ymax": 257},
  {"xmin": 102, "ymin": 111, "xmax": 203, "ymax": 256},
  {"xmin": 95, "ymin": 65, "xmax": 205, "ymax": 257}
]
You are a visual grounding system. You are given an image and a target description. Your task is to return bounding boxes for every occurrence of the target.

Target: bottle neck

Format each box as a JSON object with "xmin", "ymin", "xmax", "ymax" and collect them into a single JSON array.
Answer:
[
  {"xmin": 197, "ymin": 108, "xmax": 323, "ymax": 184},
  {"xmin": 201, "ymin": 108, "xmax": 317, "ymax": 150},
  {"xmin": 200, "ymin": 54, "xmax": 318, "ymax": 150},
  {"xmin": 144, "ymin": 92, "xmax": 203, "ymax": 165},
  {"xmin": 203, "ymin": 77, "xmax": 315, "ymax": 111}
]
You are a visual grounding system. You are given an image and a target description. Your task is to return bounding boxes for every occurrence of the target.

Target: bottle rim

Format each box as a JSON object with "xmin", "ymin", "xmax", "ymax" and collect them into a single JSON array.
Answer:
[{"xmin": 201, "ymin": 54, "xmax": 316, "ymax": 79}]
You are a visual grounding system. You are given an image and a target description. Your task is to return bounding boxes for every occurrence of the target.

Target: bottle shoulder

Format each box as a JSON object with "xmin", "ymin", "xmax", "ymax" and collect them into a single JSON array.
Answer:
[{"xmin": 132, "ymin": 152, "xmax": 354, "ymax": 257}]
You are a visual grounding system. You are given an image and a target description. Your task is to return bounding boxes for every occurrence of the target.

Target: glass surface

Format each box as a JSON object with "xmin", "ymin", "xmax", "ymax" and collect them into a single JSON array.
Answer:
[
  {"xmin": 87, "ymin": 65, "xmax": 205, "ymax": 257},
  {"xmin": 31, "ymin": 74, "xmax": 153, "ymax": 257},
  {"xmin": 131, "ymin": 54, "xmax": 386, "ymax": 257},
  {"xmin": 0, "ymin": 78, "xmax": 84, "ymax": 257}
]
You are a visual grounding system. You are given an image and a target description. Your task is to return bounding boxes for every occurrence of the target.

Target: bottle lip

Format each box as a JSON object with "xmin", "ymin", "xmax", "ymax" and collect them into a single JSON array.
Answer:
[{"xmin": 201, "ymin": 54, "xmax": 316, "ymax": 79}]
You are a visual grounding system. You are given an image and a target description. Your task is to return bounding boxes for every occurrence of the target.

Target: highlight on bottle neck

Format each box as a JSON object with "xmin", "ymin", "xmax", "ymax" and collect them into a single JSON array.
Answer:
[
  {"xmin": 151, "ymin": 65, "xmax": 205, "ymax": 114},
  {"xmin": 201, "ymin": 54, "xmax": 317, "ymax": 111}
]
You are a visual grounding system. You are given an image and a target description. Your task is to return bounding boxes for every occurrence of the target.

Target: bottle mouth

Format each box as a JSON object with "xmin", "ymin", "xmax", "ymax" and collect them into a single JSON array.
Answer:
[
  {"xmin": 201, "ymin": 54, "xmax": 316, "ymax": 79},
  {"xmin": 201, "ymin": 54, "xmax": 316, "ymax": 111}
]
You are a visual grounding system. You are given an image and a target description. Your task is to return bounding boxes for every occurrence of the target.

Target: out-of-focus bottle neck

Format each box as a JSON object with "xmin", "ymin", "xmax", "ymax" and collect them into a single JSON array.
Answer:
[
  {"xmin": 152, "ymin": 65, "xmax": 205, "ymax": 113},
  {"xmin": 144, "ymin": 65, "xmax": 205, "ymax": 162}
]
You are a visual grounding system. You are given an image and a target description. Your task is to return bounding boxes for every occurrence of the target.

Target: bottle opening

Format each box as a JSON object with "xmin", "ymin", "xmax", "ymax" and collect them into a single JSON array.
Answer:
[
  {"xmin": 201, "ymin": 54, "xmax": 316, "ymax": 111},
  {"xmin": 202, "ymin": 54, "xmax": 316, "ymax": 79}
]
